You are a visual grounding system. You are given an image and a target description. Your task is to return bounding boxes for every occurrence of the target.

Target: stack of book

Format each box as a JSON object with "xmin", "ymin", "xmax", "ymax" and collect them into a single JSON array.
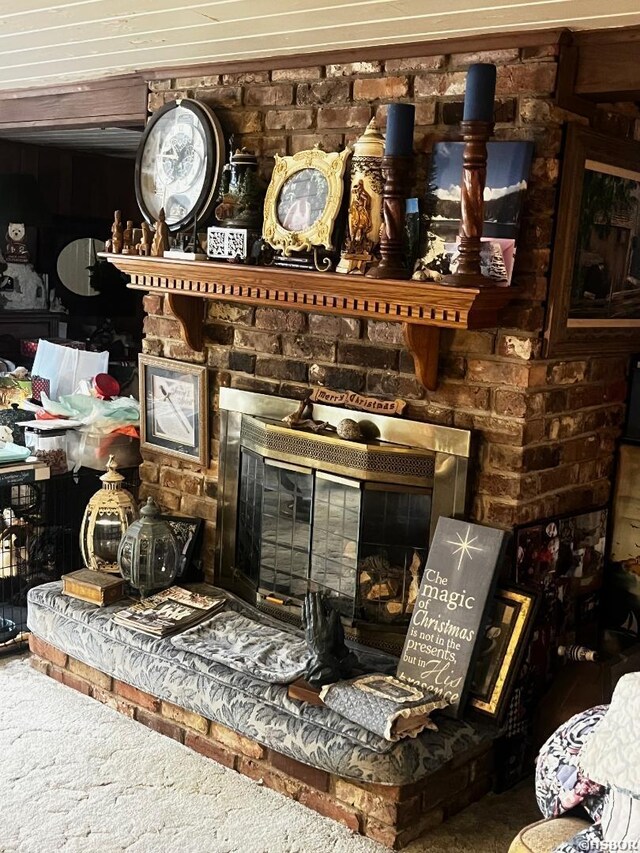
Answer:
[{"xmin": 112, "ymin": 586, "xmax": 226, "ymax": 638}]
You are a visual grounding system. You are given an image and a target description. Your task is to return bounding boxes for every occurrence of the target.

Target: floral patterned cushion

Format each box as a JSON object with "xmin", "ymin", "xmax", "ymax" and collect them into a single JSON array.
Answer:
[{"xmin": 27, "ymin": 582, "xmax": 492, "ymax": 786}]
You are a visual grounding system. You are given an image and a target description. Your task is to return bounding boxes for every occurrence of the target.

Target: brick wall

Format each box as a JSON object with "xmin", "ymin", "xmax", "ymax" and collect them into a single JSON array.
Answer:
[{"xmin": 140, "ymin": 42, "xmax": 630, "ymax": 579}]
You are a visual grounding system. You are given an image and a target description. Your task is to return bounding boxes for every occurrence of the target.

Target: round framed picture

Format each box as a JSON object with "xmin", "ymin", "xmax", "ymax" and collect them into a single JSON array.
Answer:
[
  {"xmin": 277, "ymin": 168, "xmax": 330, "ymax": 233},
  {"xmin": 263, "ymin": 148, "xmax": 351, "ymax": 256},
  {"xmin": 135, "ymin": 99, "xmax": 225, "ymax": 232}
]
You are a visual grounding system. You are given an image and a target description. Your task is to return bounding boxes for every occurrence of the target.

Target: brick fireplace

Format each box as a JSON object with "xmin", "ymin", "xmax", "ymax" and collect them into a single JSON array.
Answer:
[{"xmin": 139, "ymin": 36, "xmax": 630, "ymax": 578}]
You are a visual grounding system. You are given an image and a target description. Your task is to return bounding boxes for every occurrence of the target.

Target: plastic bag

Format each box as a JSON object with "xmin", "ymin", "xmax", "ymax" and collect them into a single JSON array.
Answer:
[{"xmin": 31, "ymin": 340, "xmax": 108, "ymax": 400}]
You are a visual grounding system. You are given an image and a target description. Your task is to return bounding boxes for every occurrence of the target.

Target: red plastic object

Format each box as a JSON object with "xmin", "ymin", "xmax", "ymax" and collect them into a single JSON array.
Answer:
[{"xmin": 93, "ymin": 373, "xmax": 120, "ymax": 400}]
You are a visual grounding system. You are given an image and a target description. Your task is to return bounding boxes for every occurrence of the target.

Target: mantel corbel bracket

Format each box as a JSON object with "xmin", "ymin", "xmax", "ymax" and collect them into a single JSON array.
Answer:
[
  {"xmin": 166, "ymin": 293, "xmax": 205, "ymax": 351},
  {"xmin": 403, "ymin": 324, "xmax": 440, "ymax": 392}
]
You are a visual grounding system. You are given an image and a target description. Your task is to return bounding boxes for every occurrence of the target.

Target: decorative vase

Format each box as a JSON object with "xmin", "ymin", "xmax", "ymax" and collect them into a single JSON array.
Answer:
[
  {"xmin": 336, "ymin": 118, "xmax": 385, "ymax": 275},
  {"xmin": 117, "ymin": 497, "xmax": 179, "ymax": 598},
  {"xmin": 79, "ymin": 455, "xmax": 138, "ymax": 574}
]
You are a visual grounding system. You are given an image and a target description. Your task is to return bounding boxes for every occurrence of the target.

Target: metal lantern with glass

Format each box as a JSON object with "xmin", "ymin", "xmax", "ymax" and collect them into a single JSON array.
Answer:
[
  {"xmin": 80, "ymin": 456, "xmax": 138, "ymax": 573},
  {"xmin": 117, "ymin": 497, "xmax": 180, "ymax": 598}
]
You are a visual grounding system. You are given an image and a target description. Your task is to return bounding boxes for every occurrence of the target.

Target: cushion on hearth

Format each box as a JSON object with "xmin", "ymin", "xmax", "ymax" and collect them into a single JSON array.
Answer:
[{"xmin": 27, "ymin": 581, "xmax": 492, "ymax": 786}]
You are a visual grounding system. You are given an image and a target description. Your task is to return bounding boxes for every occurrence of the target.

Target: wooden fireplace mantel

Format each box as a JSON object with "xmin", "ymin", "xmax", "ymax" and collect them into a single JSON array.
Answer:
[{"xmin": 102, "ymin": 253, "xmax": 514, "ymax": 390}]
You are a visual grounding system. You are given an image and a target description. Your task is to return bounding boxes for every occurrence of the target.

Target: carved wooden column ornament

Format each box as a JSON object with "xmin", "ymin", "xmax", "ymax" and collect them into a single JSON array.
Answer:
[
  {"xmin": 366, "ymin": 103, "xmax": 415, "ymax": 281},
  {"xmin": 443, "ymin": 63, "xmax": 497, "ymax": 288}
]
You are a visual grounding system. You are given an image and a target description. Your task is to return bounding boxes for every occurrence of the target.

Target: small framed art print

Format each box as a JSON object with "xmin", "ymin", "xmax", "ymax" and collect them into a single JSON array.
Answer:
[
  {"xmin": 469, "ymin": 587, "xmax": 537, "ymax": 724},
  {"xmin": 139, "ymin": 354, "xmax": 208, "ymax": 465}
]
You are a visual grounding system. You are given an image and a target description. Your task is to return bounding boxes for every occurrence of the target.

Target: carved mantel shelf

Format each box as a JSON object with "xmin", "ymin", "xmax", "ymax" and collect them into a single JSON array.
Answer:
[{"xmin": 102, "ymin": 254, "xmax": 514, "ymax": 390}]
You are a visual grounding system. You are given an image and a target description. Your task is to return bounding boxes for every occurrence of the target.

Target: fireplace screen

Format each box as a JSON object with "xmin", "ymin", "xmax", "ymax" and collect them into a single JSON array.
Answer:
[
  {"xmin": 218, "ymin": 389, "xmax": 470, "ymax": 647},
  {"xmin": 237, "ymin": 443, "xmax": 431, "ymax": 625}
]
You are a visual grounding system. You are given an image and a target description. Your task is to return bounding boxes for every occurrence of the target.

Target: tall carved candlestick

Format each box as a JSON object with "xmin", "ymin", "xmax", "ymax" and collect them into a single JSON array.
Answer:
[
  {"xmin": 366, "ymin": 103, "xmax": 415, "ymax": 280},
  {"xmin": 442, "ymin": 119, "xmax": 493, "ymax": 285},
  {"xmin": 443, "ymin": 62, "xmax": 497, "ymax": 288},
  {"xmin": 365, "ymin": 155, "xmax": 413, "ymax": 280}
]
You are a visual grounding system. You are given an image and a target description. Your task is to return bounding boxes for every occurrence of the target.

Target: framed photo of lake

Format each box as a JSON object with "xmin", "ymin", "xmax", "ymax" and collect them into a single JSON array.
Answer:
[
  {"xmin": 418, "ymin": 140, "xmax": 533, "ymax": 285},
  {"xmin": 545, "ymin": 124, "xmax": 640, "ymax": 357},
  {"xmin": 139, "ymin": 355, "xmax": 208, "ymax": 465}
]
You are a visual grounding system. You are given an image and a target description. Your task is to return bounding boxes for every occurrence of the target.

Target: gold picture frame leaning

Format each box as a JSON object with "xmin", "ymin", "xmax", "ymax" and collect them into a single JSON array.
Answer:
[
  {"xmin": 139, "ymin": 354, "xmax": 208, "ymax": 465},
  {"xmin": 469, "ymin": 587, "xmax": 537, "ymax": 724},
  {"xmin": 262, "ymin": 147, "xmax": 351, "ymax": 257}
]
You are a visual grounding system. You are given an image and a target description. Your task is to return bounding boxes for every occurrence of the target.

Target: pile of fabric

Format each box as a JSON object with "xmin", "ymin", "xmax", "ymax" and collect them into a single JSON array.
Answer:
[{"xmin": 536, "ymin": 672, "xmax": 640, "ymax": 852}]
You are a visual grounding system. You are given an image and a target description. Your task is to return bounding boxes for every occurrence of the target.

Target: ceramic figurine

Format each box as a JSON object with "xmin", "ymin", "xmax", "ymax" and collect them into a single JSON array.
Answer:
[
  {"xmin": 282, "ymin": 395, "xmax": 327, "ymax": 433},
  {"xmin": 302, "ymin": 592, "xmax": 358, "ymax": 687},
  {"xmin": 151, "ymin": 208, "xmax": 169, "ymax": 257},
  {"xmin": 137, "ymin": 221, "xmax": 152, "ymax": 256},
  {"xmin": 121, "ymin": 220, "xmax": 135, "ymax": 254},
  {"xmin": 336, "ymin": 118, "xmax": 385, "ymax": 275}
]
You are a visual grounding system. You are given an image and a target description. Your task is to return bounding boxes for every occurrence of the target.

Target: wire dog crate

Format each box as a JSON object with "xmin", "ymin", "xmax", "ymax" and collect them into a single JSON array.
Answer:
[{"xmin": 0, "ymin": 462, "xmax": 139, "ymax": 655}]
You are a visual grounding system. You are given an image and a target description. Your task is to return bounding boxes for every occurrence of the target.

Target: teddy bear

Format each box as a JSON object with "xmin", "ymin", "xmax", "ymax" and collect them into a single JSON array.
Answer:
[{"xmin": 5, "ymin": 222, "xmax": 29, "ymax": 263}]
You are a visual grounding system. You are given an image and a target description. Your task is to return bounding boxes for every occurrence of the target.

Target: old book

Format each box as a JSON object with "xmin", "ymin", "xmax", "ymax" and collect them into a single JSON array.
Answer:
[
  {"xmin": 320, "ymin": 674, "xmax": 447, "ymax": 741},
  {"xmin": 62, "ymin": 569, "xmax": 126, "ymax": 606},
  {"xmin": 112, "ymin": 586, "xmax": 226, "ymax": 637},
  {"xmin": 287, "ymin": 678, "xmax": 324, "ymax": 706}
]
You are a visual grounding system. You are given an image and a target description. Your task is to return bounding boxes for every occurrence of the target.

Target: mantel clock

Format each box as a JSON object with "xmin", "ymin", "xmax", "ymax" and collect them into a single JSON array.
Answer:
[{"xmin": 135, "ymin": 99, "xmax": 225, "ymax": 232}]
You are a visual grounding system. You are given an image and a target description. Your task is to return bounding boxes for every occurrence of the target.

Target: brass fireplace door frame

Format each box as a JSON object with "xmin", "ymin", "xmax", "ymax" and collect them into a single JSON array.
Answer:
[{"xmin": 215, "ymin": 387, "xmax": 472, "ymax": 600}]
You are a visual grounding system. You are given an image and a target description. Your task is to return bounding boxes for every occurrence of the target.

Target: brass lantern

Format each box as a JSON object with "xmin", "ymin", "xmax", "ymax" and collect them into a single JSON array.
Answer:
[
  {"xmin": 80, "ymin": 456, "xmax": 138, "ymax": 573},
  {"xmin": 117, "ymin": 497, "xmax": 179, "ymax": 598}
]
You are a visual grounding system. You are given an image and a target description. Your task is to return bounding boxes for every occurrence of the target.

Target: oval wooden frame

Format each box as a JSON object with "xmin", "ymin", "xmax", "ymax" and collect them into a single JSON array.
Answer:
[{"xmin": 262, "ymin": 147, "xmax": 351, "ymax": 256}]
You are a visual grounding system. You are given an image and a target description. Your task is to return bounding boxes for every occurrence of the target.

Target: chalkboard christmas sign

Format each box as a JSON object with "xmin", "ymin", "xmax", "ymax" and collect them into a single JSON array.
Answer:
[{"xmin": 397, "ymin": 517, "xmax": 508, "ymax": 717}]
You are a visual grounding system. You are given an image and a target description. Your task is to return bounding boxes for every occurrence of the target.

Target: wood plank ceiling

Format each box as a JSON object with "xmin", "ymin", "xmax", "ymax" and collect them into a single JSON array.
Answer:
[{"xmin": 2, "ymin": 0, "xmax": 640, "ymax": 92}]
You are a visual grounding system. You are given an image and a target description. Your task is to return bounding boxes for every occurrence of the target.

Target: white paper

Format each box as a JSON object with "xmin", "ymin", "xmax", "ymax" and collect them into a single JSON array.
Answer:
[{"xmin": 31, "ymin": 340, "xmax": 108, "ymax": 400}]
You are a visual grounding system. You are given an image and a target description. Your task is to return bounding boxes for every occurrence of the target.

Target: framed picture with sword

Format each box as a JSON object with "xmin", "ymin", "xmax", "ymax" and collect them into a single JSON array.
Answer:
[{"xmin": 139, "ymin": 354, "xmax": 208, "ymax": 465}]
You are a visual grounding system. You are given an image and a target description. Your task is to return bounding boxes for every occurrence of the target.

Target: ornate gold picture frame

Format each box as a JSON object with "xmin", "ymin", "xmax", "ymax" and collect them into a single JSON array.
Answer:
[
  {"xmin": 262, "ymin": 147, "xmax": 351, "ymax": 257},
  {"xmin": 469, "ymin": 587, "xmax": 537, "ymax": 723}
]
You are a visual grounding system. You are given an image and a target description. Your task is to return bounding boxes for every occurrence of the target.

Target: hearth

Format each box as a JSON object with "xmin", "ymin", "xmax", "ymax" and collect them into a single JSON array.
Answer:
[{"xmin": 216, "ymin": 388, "xmax": 471, "ymax": 652}]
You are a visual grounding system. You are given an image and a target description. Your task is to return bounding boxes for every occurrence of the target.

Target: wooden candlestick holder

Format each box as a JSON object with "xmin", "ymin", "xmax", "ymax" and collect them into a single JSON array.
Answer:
[
  {"xmin": 366, "ymin": 155, "xmax": 413, "ymax": 280},
  {"xmin": 442, "ymin": 120, "xmax": 495, "ymax": 288}
]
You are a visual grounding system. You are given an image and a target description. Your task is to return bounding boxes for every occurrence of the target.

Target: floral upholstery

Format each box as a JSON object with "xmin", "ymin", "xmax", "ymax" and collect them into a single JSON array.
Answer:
[{"xmin": 27, "ymin": 582, "xmax": 492, "ymax": 786}]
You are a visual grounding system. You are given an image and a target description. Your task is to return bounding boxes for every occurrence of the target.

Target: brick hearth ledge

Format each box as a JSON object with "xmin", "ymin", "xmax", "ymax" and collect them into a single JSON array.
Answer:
[{"xmin": 27, "ymin": 582, "xmax": 495, "ymax": 849}]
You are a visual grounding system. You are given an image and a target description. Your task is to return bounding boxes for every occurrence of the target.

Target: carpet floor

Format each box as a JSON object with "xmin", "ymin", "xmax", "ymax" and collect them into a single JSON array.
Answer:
[{"xmin": 0, "ymin": 658, "xmax": 540, "ymax": 852}]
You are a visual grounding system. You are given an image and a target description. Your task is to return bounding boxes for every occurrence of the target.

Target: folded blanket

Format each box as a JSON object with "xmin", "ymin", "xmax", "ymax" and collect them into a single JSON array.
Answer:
[
  {"xmin": 171, "ymin": 610, "xmax": 309, "ymax": 684},
  {"xmin": 320, "ymin": 674, "xmax": 447, "ymax": 741}
]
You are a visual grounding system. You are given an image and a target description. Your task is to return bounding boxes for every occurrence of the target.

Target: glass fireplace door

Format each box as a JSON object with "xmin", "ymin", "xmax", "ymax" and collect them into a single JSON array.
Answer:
[
  {"xmin": 310, "ymin": 472, "xmax": 361, "ymax": 616},
  {"xmin": 258, "ymin": 458, "xmax": 313, "ymax": 601}
]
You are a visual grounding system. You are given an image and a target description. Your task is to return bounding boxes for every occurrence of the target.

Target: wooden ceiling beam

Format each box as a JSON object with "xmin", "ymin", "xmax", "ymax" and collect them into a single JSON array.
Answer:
[
  {"xmin": 0, "ymin": 74, "xmax": 147, "ymax": 131},
  {"xmin": 569, "ymin": 25, "xmax": 640, "ymax": 101},
  {"xmin": 144, "ymin": 28, "xmax": 567, "ymax": 82}
]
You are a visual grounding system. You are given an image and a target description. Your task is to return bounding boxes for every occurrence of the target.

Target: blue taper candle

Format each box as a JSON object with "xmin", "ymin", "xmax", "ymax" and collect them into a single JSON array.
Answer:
[
  {"xmin": 384, "ymin": 103, "xmax": 415, "ymax": 156},
  {"xmin": 462, "ymin": 63, "xmax": 496, "ymax": 122}
]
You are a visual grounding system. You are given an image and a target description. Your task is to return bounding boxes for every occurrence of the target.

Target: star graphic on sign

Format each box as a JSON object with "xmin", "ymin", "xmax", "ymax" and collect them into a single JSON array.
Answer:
[{"xmin": 446, "ymin": 525, "xmax": 483, "ymax": 571}]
